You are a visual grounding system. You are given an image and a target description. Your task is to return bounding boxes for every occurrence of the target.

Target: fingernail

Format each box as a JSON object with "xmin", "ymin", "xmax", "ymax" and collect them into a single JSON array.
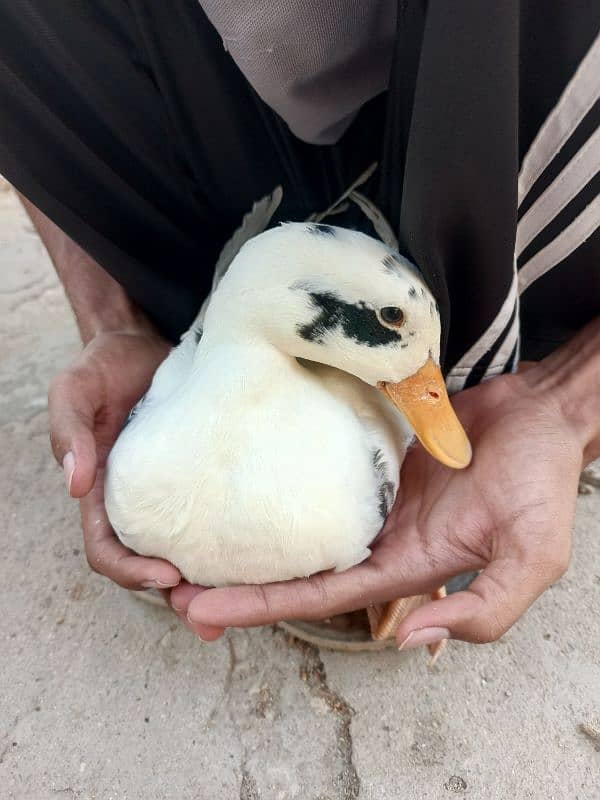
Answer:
[
  {"xmin": 62, "ymin": 451, "xmax": 75, "ymax": 495},
  {"xmin": 142, "ymin": 578, "xmax": 179, "ymax": 589},
  {"xmin": 398, "ymin": 627, "xmax": 450, "ymax": 652},
  {"xmin": 197, "ymin": 634, "xmax": 207, "ymax": 643}
]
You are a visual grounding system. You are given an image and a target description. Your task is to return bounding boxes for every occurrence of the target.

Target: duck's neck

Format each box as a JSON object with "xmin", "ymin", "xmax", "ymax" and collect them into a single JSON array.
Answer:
[{"xmin": 192, "ymin": 333, "xmax": 301, "ymax": 394}]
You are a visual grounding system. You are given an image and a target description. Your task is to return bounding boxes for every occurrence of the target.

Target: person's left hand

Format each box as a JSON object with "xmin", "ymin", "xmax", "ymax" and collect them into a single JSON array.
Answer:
[{"xmin": 170, "ymin": 361, "xmax": 589, "ymax": 649}]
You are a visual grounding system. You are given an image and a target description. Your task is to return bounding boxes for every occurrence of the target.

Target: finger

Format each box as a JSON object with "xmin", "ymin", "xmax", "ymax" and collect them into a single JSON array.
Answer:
[
  {"xmin": 394, "ymin": 551, "xmax": 569, "ymax": 648},
  {"xmin": 166, "ymin": 585, "xmax": 226, "ymax": 642},
  {"xmin": 170, "ymin": 581, "xmax": 206, "ymax": 612},
  {"xmin": 80, "ymin": 488, "xmax": 181, "ymax": 590},
  {"xmin": 48, "ymin": 369, "xmax": 98, "ymax": 497},
  {"xmin": 184, "ymin": 514, "xmax": 477, "ymax": 629},
  {"xmin": 187, "ymin": 621, "xmax": 227, "ymax": 642},
  {"xmin": 186, "ymin": 560, "xmax": 403, "ymax": 629}
]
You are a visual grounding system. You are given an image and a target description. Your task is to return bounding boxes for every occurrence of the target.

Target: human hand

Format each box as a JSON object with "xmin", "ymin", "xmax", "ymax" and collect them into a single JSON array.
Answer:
[
  {"xmin": 49, "ymin": 329, "xmax": 182, "ymax": 591},
  {"xmin": 176, "ymin": 319, "xmax": 600, "ymax": 648}
]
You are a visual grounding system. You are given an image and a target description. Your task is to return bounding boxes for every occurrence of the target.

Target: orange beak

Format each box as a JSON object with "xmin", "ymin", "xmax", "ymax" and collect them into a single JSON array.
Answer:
[{"xmin": 378, "ymin": 358, "xmax": 472, "ymax": 469}]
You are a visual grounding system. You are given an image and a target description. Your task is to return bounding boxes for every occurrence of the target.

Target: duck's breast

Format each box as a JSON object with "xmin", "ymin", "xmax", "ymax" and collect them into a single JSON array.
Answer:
[{"xmin": 105, "ymin": 365, "xmax": 405, "ymax": 586}]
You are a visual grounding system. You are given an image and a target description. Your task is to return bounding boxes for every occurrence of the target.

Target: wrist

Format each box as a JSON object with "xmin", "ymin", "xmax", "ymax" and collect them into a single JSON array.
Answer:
[
  {"xmin": 82, "ymin": 290, "xmax": 156, "ymax": 344},
  {"xmin": 20, "ymin": 194, "xmax": 158, "ymax": 345},
  {"xmin": 523, "ymin": 318, "xmax": 600, "ymax": 465},
  {"xmin": 52, "ymin": 233, "xmax": 154, "ymax": 344}
]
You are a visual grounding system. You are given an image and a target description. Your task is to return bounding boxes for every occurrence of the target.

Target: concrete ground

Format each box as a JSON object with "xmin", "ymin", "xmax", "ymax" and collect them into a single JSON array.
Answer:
[{"xmin": 1, "ymin": 177, "xmax": 599, "ymax": 800}]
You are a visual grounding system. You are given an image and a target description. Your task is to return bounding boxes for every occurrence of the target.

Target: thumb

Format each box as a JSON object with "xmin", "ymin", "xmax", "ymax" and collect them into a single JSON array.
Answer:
[
  {"xmin": 394, "ymin": 551, "xmax": 568, "ymax": 649},
  {"xmin": 48, "ymin": 369, "xmax": 98, "ymax": 497}
]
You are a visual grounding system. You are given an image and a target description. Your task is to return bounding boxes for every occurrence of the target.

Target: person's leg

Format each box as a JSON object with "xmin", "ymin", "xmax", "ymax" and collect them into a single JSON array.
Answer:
[
  {"xmin": 377, "ymin": 0, "xmax": 599, "ymax": 379},
  {"xmin": 0, "ymin": 1, "xmax": 203, "ymax": 338}
]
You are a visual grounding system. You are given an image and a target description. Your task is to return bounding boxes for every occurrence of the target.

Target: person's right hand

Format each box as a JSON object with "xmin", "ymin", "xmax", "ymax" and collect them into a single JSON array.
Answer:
[{"xmin": 48, "ymin": 329, "xmax": 182, "ymax": 591}]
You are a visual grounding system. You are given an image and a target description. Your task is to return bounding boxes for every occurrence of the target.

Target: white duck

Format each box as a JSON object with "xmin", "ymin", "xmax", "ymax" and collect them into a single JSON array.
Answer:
[{"xmin": 105, "ymin": 221, "xmax": 472, "ymax": 644}]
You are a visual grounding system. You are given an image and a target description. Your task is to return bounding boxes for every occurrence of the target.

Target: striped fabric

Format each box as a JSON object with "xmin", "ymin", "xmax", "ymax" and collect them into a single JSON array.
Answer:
[{"xmin": 446, "ymin": 32, "xmax": 600, "ymax": 394}]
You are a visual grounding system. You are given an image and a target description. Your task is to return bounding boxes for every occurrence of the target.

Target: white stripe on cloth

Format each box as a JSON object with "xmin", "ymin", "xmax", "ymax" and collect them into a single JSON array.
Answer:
[
  {"xmin": 519, "ymin": 194, "xmax": 600, "ymax": 294},
  {"xmin": 446, "ymin": 271, "xmax": 517, "ymax": 394},
  {"xmin": 482, "ymin": 297, "xmax": 521, "ymax": 381},
  {"xmin": 516, "ymin": 125, "xmax": 600, "ymax": 257},
  {"xmin": 518, "ymin": 32, "xmax": 600, "ymax": 207},
  {"xmin": 452, "ymin": 194, "xmax": 599, "ymax": 388},
  {"xmin": 448, "ymin": 36, "xmax": 599, "ymax": 392}
]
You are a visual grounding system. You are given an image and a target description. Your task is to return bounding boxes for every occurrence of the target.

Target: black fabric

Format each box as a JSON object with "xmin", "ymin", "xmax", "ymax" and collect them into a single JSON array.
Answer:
[
  {"xmin": 0, "ymin": 0, "xmax": 384, "ymax": 340},
  {"xmin": 382, "ymin": 0, "xmax": 520, "ymax": 366},
  {"xmin": 0, "ymin": 0, "xmax": 598, "ymax": 366}
]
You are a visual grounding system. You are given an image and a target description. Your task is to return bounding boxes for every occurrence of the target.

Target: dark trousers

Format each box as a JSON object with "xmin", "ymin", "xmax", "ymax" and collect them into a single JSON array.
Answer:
[{"xmin": 1, "ymin": 1, "xmax": 598, "ymax": 377}]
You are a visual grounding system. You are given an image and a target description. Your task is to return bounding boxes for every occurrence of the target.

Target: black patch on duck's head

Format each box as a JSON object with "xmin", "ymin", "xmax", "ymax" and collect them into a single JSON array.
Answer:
[
  {"xmin": 381, "ymin": 251, "xmax": 423, "ymax": 281},
  {"xmin": 297, "ymin": 291, "xmax": 403, "ymax": 347},
  {"xmin": 307, "ymin": 223, "xmax": 335, "ymax": 236}
]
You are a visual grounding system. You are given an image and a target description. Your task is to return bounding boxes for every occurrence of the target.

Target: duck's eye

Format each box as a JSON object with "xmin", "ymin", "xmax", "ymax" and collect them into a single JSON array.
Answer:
[{"xmin": 379, "ymin": 307, "xmax": 405, "ymax": 326}]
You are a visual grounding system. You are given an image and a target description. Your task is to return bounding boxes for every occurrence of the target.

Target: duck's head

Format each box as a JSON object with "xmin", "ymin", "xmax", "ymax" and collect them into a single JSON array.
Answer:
[{"xmin": 206, "ymin": 222, "xmax": 472, "ymax": 469}]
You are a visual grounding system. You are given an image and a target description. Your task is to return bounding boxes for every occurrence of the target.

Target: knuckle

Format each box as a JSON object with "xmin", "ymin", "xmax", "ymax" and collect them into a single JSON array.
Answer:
[
  {"xmin": 85, "ymin": 547, "xmax": 102, "ymax": 575},
  {"xmin": 48, "ymin": 369, "xmax": 75, "ymax": 404},
  {"xmin": 545, "ymin": 551, "xmax": 570, "ymax": 582},
  {"xmin": 464, "ymin": 609, "xmax": 507, "ymax": 644},
  {"xmin": 306, "ymin": 574, "xmax": 329, "ymax": 614},
  {"xmin": 252, "ymin": 584, "xmax": 273, "ymax": 618},
  {"xmin": 49, "ymin": 364, "xmax": 91, "ymax": 407},
  {"xmin": 468, "ymin": 575, "xmax": 511, "ymax": 643},
  {"xmin": 476, "ymin": 614, "xmax": 507, "ymax": 643},
  {"xmin": 527, "ymin": 545, "xmax": 571, "ymax": 585},
  {"xmin": 85, "ymin": 553, "xmax": 99, "ymax": 574}
]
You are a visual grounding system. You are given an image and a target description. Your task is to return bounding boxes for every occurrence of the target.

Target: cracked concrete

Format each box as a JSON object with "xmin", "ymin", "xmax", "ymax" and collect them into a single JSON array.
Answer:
[{"xmin": 1, "ymin": 177, "xmax": 599, "ymax": 799}]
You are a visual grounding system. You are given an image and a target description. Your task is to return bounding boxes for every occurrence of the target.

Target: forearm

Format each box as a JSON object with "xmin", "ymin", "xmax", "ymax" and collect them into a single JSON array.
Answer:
[
  {"xmin": 524, "ymin": 317, "xmax": 600, "ymax": 465},
  {"xmin": 20, "ymin": 196, "xmax": 154, "ymax": 345}
]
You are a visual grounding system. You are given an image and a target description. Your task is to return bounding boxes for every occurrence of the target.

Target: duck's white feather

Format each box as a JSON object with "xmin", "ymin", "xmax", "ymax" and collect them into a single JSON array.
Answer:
[{"xmin": 106, "ymin": 345, "xmax": 409, "ymax": 585}]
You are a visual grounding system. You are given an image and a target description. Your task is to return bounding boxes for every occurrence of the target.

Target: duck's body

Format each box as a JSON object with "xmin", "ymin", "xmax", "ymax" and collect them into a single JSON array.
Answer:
[
  {"xmin": 105, "ymin": 222, "xmax": 470, "ymax": 633},
  {"xmin": 107, "ymin": 338, "xmax": 411, "ymax": 585}
]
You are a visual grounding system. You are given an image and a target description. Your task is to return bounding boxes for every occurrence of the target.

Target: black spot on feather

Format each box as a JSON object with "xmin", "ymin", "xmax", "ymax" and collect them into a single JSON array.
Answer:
[
  {"xmin": 408, "ymin": 286, "xmax": 417, "ymax": 298},
  {"xmin": 193, "ymin": 326, "xmax": 203, "ymax": 343},
  {"xmin": 372, "ymin": 448, "xmax": 386, "ymax": 472},
  {"xmin": 382, "ymin": 250, "xmax": 423, "ymax": 280},
  {"xmin": 382, "ymin": 254, "xmax": 399, "ymax": 273},
  {"xmin": 372, "ymin": 448, "xmax": 395, "ymax": 519},
  {"xmin": 307, "ymin": 223, "xmax": 335, "ymax": 236},
  {"xmin": 297, "ymin": 291, "xmax": 403, "ymax": 347},
  {"xmin": 378, "ymin": 481, "xmax": 395, "ymax": 518}
]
